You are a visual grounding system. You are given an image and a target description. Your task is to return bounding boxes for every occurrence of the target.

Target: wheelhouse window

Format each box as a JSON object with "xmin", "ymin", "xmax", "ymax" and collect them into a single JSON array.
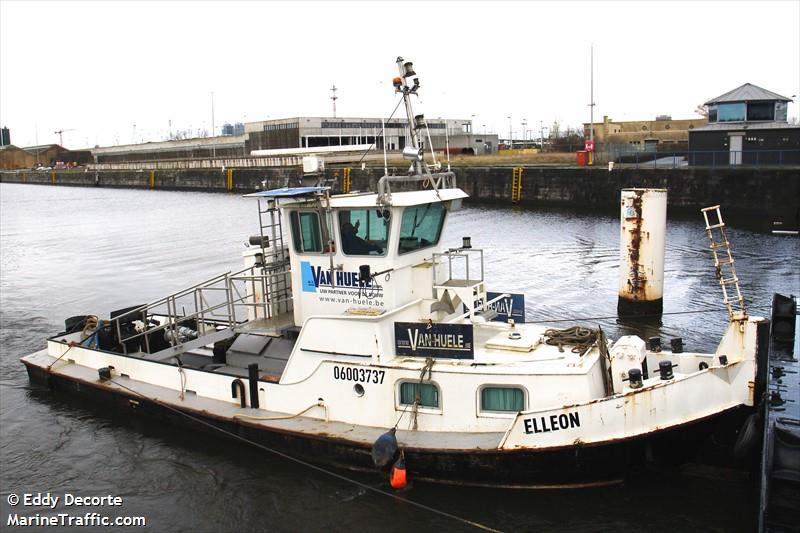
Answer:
[
  {"xmin": 290, "ymin": 211, "xmax": 323, "ymax": 253},
  {"xmin": 480, "ymin": 387, "xmax": 524, "ymax": 412},
  {"xmin": 747, "ymin": 102, "xmax": 775, "ymax": 121},
  {"xmin": 708, "ymin": 107, "xmax": 718, "ymax": 123},
  {"xmin": 398, "ymin": 202, "xmax": 446, "ymax": 254},
  {"xmin": 399, "ymin": 382, "xmax": 439, "ymax": 408},
  {"xmin": 718, "ymin": 103, "xmax": 746, "ymax": 122},
  {"xmin": 338, "ymin": 209, "xmax": 388, "ymax": 256}
]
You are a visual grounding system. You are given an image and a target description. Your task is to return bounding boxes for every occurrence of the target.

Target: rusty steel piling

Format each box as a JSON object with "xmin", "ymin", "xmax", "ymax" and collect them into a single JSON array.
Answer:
[{"xmin": 618, "ymin": 188, "xmax": 667, "ymax": 317}]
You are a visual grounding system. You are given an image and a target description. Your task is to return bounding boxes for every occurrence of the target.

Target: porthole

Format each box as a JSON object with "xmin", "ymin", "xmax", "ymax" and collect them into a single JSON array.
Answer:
[{"xmin": 354, "ymin": 383, "xmax": 365, "ymax": 397}]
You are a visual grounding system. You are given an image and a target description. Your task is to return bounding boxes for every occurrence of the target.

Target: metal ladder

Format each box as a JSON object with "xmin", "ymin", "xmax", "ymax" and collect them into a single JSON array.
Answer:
[
  {"xmin": 511, "ymin": 167, "xmax": 523, "ymax": 203},
  {"xmin": 255, "ymin": 198, "xmax": 292, "ymax": 317},
  {"xmin": 701, "ymin": 205, "xmax": 747, "ymax": 320}
]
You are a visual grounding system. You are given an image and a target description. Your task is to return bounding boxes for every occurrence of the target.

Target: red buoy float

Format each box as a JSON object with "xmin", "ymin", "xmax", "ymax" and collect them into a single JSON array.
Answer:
[{"xmin": 389, "ymin": 451, "xmax": 408, "ymax": 489}]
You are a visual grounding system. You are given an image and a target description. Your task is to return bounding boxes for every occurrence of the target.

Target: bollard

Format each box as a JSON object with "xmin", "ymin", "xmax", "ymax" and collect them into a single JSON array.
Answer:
[
  {"xmin": 248, "ymin": 363, "xmax": 260, "ymax": 409},
  {"xmin": 618, "ymin": 188, "xmax": 667, "ymax": 317}
]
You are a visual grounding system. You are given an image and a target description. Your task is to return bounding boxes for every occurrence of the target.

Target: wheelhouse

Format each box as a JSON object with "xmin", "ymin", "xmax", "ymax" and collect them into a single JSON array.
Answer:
[{"xmin": 245, "ymin": 187, "xmax": 467, "ymax": 328}]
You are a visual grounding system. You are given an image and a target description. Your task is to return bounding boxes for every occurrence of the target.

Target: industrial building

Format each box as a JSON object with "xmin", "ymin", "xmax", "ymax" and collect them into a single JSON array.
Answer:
[
  {"xmin": 689, "ymin": 83, "xmax": 800, "ymax": 165},
  {"xmin": 245, "ymin": 116, "xmax": 495, "ymax": 155},
  {"xmin": 0, "ymin": 145, "xmax": 35, "ymax": 170},
  {"xmin": 23, "ymin": 144, "xmax": 68, "ymax": 166},
  {"xmin": 583, "ymin": 115, "xmax": 708, "ymax": 150},
  {"xmin": 93, "ymin": 135, "xmax": 248, "ymax": 164},
  {"xmin": 91, "ymin": 116, "xmax": 497, "ymax": 165}
]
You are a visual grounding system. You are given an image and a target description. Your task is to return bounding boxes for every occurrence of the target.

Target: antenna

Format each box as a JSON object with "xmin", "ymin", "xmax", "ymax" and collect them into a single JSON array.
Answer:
[
  {"xmin": 588, "ymin": 44, "xmax": 595, "ymax": 164},
  {"xmin": 381, "ymin": 118, "xmax": 388, "ymax": 175},
  {"xmin": 330, "ymin": 84, "xmax": 338, "ymax": 118},
  {"xmin": 394, "ymin": 56, "xmax": 425, "ymax": 175}
]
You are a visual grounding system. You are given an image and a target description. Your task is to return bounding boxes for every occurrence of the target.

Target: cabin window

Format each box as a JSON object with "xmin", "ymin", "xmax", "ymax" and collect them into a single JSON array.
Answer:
[
  {"xmin": 398, "ymin": 202, "xmax": 445, "ymax": 254},
  {"xmin": 480, "ymin": 387, "xmax": 524, "ymax": 412},
  {"xmin": 290, "ymin": 211, "xmax": 323, "ymax": 253},
  {"xmin": 399, "ymin": 382, "xmax": 439, "ymax": 408},
  {"xmin": 338, "ymin": 209, "xmax": 389, "ymax": 256},
  {"xmin": 707, "ymin": 108, "xmax": 718, "ymax": 123},
  {"xmin": 747, "ymin": 102, "xmax": 774, "ymax": 121},
  {"xmin": 718, "ymin": 103, "xmax": 746, "ymax": 122}
]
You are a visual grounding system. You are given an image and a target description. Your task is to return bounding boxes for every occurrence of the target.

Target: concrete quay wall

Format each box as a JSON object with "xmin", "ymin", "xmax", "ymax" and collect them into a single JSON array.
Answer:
[{"xmin": 2, "ymin": 166, "xmax": 796, "ymax": 229}]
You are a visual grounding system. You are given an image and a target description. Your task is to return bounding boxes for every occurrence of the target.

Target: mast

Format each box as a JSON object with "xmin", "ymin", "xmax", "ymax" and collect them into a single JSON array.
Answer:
[
  {"xmin": 394, "ymin": 56, "xmax": 424, "ymax": 175},
  {"xmin": 330, "ymin": 84, "xmax": 338, "ymax": 118}
]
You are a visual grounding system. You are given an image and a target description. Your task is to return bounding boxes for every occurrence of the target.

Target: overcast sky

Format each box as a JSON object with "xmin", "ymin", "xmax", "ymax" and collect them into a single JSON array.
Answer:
[{"xmin": 1, "ymin": 0, "xmax": 798, "ymax": 148}]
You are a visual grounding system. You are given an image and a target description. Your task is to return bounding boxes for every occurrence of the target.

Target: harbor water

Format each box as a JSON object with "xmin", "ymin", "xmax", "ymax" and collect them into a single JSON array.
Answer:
[{"xmin": 1, "ymin": 182, "xmax": 797, "ymax": 532}]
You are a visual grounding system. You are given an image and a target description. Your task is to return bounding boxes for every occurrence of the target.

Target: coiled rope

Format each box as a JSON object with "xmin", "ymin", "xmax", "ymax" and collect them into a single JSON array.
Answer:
[{"xmin": 543, "ymin": 326, "xmax": 597, "ymax": 355}]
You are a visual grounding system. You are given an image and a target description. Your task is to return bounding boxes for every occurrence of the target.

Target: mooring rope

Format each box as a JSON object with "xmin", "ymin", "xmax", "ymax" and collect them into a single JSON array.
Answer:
[
  {"xmin": 106, "ymin": 377, "xmax": 502, "ymax": 533},
  {"xmin": 543, "ymin": 326, "xmax": 597, "ymax": 355},
  {"xmin": 232, "ymin": 401, "xmax": 328, "ymax": 422},
  {"xmin": 411, "ymin": 357, "xmax": 435, "ymax": 431},
  {"xmin": 527, "ymin": 304, "xmax": 775, "ymax": 325},
  {"xmin": 46, "ymin": 344, "xmax": 75, "ymax": 372}
]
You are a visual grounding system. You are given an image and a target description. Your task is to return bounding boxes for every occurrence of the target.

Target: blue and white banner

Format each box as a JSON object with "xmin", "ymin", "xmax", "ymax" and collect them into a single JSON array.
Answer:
[
  {"xmin": 394, "ymin": 322, "xmax": 474, "ymax": 359},
  {"xmin": 483, "ymin": 292, "xmax": 526, "ymax": 322}
]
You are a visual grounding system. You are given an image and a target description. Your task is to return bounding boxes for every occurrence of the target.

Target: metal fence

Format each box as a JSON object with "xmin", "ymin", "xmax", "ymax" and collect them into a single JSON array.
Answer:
[{"xmin": 594, "ymin": 149, "xmax": 800, "ymax": 169}]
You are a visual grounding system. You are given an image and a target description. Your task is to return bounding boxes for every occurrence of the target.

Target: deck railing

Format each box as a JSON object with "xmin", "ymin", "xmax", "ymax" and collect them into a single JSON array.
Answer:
[
  {"xmin": 596, "ymin": 149, "xmax": 800, "ymax": 169},
  {"xmin": 106, "ymin": 262, "xmax": 292, "ymax": 355}
]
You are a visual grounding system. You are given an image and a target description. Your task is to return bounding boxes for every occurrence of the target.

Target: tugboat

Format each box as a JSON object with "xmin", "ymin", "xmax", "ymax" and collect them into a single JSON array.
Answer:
[{"xmin": 21, "ymin": 57, "xmax": 770, "ymax": 488}]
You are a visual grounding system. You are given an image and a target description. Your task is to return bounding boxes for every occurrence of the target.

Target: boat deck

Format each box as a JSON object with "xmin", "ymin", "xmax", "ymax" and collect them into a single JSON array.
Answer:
[{"xmin": 234, "ymin": 312, "xmax": 296, "ymax": 336}]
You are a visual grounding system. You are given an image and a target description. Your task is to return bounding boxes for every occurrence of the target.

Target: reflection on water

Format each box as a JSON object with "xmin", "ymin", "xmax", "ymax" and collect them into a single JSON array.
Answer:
[{"xmin": 1, "ymin": 183, "xmax": 797, "ymax": 532}]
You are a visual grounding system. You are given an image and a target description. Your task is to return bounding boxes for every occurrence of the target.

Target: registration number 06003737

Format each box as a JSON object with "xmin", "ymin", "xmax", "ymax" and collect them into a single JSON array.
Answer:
[{"xmin": 333, "ymin": 365, "xmax": 385, "ymax": 384}]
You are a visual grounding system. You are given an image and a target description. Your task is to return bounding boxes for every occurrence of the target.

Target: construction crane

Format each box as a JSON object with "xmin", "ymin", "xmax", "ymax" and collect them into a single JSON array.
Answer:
[{"xmin": 54, "ymin": 129, "xmax": 75, "ymax": 146}]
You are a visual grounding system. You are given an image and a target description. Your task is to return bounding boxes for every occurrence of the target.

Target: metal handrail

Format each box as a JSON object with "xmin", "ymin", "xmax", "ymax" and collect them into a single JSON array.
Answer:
[
  {"xmin": 110, "ymin": 262, "xmax": 294, "ymax": 354},
  {"xmin": 597, "ymin": 148, "xmax": 800, "ymax": 169}
]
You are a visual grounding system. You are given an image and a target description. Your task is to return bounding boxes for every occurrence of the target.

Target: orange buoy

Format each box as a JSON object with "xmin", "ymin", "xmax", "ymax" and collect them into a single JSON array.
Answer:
[
  {"xmin": 392, "ymin": 77, "xmax": 402, "ymax": 88},
  {"xmin": 389, "ymin": 452, "xmax": 408, "ymax": 489}
]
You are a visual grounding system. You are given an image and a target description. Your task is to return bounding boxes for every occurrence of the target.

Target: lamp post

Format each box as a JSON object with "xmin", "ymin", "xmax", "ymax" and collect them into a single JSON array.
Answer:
[
  {"xmin": 540, "ymin": 121, "xmax": 545, "ymax": 152},
  {"xmin": 210, "ymin": 91, "xmax": 216, "ymax": 158},
  {"xmin": 522, "ymin": 119, "xmax": 527, "ymax": 145},
  {"xmin": 507, "ymin": 116, "xmax": 512, "ymax": 149}
]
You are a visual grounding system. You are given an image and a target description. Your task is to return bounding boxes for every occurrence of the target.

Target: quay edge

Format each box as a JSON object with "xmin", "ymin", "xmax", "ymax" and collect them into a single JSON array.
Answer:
[{"xmin": 1, "ymin": 165, "xmax": 797, "ymax": 230}]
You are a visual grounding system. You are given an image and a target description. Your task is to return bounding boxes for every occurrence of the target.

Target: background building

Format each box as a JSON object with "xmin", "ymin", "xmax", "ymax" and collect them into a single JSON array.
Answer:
[
  {"xmin": 689, "ymin": 83, "xmax": 799, "ymax": 165},
  {"xmin": 583, "ymin": 115, "xmax": 707, "ymax": 151},
  {"xmin": 92, "ymin": 116, "xmax": 497, "ymax": 165},
  {"xmin": 93, "ymin": 135, "xmax": 247, "ymax": 164},
  {"xmin": 0, "ymin": 145, "xmax": 35, "ymax": 169},
  {"xmin": 23, "ymin": 144, "xmax": 67, "ymax": 166},
  {"xmin": 245, "ymin": 117, "xmax": 496, "ymax": 155}
]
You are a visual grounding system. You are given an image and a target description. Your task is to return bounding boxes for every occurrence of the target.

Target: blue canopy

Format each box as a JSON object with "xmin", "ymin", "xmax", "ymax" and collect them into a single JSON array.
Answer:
[{"xmin": 244, "ymin": 186, "xmax": 329, "ymax": 198}]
